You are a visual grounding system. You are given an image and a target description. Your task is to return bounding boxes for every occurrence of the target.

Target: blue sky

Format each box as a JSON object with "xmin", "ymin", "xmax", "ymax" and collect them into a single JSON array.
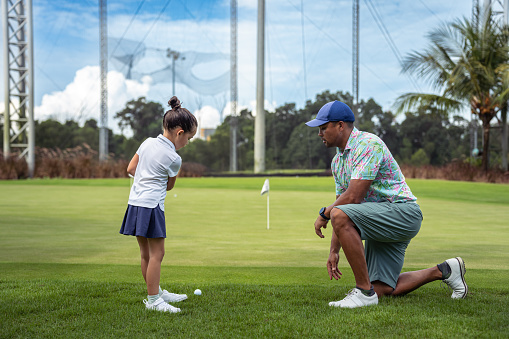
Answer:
[{"xmin": 1, "ymin": 0, "xmax": 475, "ymax": 132}]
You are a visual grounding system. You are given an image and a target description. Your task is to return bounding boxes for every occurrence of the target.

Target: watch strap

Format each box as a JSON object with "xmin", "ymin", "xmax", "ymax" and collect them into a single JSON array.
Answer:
[{"xmin": 319, "ymin": 207, "xmax": 330, "ymax": 220}]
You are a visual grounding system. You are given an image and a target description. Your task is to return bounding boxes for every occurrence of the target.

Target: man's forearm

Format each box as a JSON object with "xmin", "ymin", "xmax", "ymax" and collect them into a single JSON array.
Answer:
[
  {"xmin": 324, "ymin": 192, "xmax": 360, "ymax": 219},
  {"xmin": 324, "ymin": 179, "xmax": 374, "ymax": 218},
  {"xmin": 330, "ymin": 230, "xmax": 341, "ymax": 254}
]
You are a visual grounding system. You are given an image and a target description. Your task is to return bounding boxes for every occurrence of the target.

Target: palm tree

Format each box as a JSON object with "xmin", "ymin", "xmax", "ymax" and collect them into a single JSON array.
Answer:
[{"xmin": 395, "ymin": 9, "xmax": 509, "ymax": 171}]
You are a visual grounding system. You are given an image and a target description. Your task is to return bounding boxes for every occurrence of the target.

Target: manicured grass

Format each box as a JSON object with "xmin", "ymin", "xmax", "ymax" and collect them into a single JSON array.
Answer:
[
  {"xmin": 0, "ymin": 177, "xmax": 508, "ymax": 337},
  {"xmin": 1, "ymin": 265, "xmax": 508, "ymax": 338}
]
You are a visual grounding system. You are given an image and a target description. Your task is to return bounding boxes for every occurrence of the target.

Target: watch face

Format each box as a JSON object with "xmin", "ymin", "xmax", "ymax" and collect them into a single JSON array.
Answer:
[{"xmin": 320, "ymin": 207, "xmax": 326, "ymax": 214}]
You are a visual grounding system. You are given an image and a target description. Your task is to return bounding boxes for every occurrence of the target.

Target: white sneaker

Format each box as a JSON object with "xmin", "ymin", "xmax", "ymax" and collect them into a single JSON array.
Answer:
[
  {"xmin": 329, "ymin": 288, "xmax": 378, "ymax": 308},
  {"xmin": 444, "ymin": 257, "xmax": 468, "ymax": 299},
  {"xmin": 144, "ymin": 297, "xmax": 181, "ymax": 313},
  {"xmin": 160, "ymin": 289, "xmax": 188, "ymax": 303}
]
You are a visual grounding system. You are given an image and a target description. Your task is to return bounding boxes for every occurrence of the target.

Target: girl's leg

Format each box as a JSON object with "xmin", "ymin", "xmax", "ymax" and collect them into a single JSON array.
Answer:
[
  {"xmin": 136, "ymin": 236, "xmax": 150, "ymax": 283},
  {"xmin": 145, "ymin": 237, "xmax": 165, "ymax": 296}
]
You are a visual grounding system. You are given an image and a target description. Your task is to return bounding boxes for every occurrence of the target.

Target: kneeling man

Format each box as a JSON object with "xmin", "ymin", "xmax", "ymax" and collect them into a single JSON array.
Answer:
[{"xmin": 307, "ymin": 101, "xmax": 467, "ymax": 308}]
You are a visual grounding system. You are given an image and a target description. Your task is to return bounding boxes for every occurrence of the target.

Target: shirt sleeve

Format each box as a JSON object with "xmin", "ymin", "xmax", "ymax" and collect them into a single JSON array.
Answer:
[
  {"xmin": 334, "ymin": 177, "xmax": 344, "ymax": 196},
  {"xmin": 332, "ymin": 152, "xmax": 345, "ymax": 196},
  {"xmin": 136, "ymin": 138, "xmax": 148, "ymax": 155},
  {"xmin": 350, "ymin": 138, "xmax": 384, "ymax": 180},
  {"xmin": 167, "ymin": 156, "xmax": 182, "ymax": 177}
]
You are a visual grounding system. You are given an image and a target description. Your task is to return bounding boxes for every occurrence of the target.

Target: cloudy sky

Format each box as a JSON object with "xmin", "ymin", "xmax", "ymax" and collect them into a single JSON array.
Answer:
[{"xmin": 1, "ymin": 0, "xmax": 475, "ymax": 132}]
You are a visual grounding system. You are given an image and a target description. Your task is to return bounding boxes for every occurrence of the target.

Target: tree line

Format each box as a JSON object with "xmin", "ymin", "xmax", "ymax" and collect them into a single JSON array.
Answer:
[{"xmin": 2, "ymin": 91, "xmax": 504, "ymax": 173}]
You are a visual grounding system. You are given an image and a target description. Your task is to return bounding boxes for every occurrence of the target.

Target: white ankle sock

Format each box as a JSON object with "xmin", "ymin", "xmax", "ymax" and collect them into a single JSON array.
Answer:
[{"xmin": 159, "ymin": 286, "xmax": 163, "ymax": 295}]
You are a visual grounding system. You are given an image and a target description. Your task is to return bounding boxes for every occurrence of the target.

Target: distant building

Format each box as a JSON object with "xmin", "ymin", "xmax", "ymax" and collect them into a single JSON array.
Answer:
[{"xmin": 199, "ymin": 128, "xmax": 216, "ymax": 141}]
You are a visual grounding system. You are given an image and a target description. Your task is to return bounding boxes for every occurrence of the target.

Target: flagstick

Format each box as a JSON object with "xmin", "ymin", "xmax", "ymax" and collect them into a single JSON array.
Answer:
[{"xmin": 267, "ymin": 191, "xmax": 270, "ymax": 230}]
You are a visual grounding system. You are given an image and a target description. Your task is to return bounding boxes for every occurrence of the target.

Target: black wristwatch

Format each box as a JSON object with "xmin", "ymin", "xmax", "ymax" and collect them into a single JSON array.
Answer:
[{"xmin": 319, "ymin": 207, "xmax": 330, "ymax": 220}]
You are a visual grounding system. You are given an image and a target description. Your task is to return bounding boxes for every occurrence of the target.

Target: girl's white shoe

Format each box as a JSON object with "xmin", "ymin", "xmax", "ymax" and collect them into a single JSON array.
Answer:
[
  {"xmin": 144, "ymin": 297, "xmax": 181, "ymax": 313},
  {"xmin": 160, "ymin": 289, "xmax": 188, "ymax": 303}
]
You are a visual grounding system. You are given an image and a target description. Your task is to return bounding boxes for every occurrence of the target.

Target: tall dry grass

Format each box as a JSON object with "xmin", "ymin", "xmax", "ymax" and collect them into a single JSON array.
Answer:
[
  {"xmin": 1, "ymin": 147, "xmax": 508, "ymax": 182},
  {"xmin": 0, "ymin": 144, "xmax": 128, "ymax": 179},
  {"xmin": 0, "ymin": 144, "xmax": 208, "ymax": 179},
  {"xmin": 401, "ymin": 160, "xmax": 509, "ymax": 184}
]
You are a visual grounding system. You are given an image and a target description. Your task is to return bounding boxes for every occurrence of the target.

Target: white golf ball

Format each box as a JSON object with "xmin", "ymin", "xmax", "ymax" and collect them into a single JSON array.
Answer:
[{"xmin": 194, "ymin": 289, "xmax": 202, "ymax": 296}]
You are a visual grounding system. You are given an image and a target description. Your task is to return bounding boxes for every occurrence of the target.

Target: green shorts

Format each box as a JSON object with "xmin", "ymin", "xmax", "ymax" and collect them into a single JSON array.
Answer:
[{"xmin": 336, "ymin": 202, "xmax": 423, "ymax": 289}]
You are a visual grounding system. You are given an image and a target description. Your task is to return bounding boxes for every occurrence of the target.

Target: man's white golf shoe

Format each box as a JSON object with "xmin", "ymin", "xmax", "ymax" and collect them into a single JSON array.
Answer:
[
  {"xmin": 329, "ymin": 288, "xmax": 378, "ymax": 308},
  {"xmin": 443, "ymin": 257, "xmax": 468, "ymax": 299}
]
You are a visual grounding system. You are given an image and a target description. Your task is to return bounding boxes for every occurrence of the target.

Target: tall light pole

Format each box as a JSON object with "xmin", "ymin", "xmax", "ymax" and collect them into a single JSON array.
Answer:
[
  {"xmin": 503, "ymin": 0, "xmax": 508, "ymax": 170},
  {"xmin": 167, "ymin": 49, "xmax": 181, "ymax": 96},
  {"xmin": 230, "ymin": 0, "xmax": 238, "ymax": 172},
  {"xmin": 352, "ymin": 0, "xmax": 359, "ymax": 120},
  {"xmin": 254, "ymin": 0, "xmax": 265, "ymax": 173},
  {"xmin": 99, "ymin": 0, "xmax": 108, "ymax": 161},
  {"xmin": 2, "ymin": 0, "xmax": 35, "ymax": 176}
]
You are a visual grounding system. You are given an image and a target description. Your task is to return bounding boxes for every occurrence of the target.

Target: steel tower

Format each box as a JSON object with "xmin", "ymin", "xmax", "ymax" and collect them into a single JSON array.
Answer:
[{"xmin": 2, "ymin": 0, "xmax": 35, "ymax": 176}]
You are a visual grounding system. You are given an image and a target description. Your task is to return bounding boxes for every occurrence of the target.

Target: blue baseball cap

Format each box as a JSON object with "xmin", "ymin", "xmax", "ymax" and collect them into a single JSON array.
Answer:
[{"xmin": 305, "ymin": 101, "xmax": 355, "ymax": 127}]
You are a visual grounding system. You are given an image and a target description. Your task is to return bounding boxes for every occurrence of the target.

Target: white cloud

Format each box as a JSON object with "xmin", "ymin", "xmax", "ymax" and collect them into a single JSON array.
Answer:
[
  {"xmin": 35, "ymin": 66, "xmax": 150, "ymax": 132},
  {"xmin": 194, "ymin": 105, "xmax": 220, "ymax": 129}
]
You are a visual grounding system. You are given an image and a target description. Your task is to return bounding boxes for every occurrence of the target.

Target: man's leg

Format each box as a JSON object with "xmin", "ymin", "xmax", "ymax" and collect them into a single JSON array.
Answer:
[
  {"xmin": 392, "ymin": 267, "xmax": 443, "ymax": 296},
  {"xmin": 373, "ymin": 257, "xmax": 467, "ymax": 298},
  {"xmin": 372, "ymin": 266, "xmax": 442, "ymax": 297},
  {"xmin": 330, "ymin": 208, "xmax": 371, "ymax": 290}
]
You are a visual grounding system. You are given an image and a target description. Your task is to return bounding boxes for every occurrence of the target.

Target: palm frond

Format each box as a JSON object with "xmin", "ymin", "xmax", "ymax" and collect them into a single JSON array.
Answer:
[{"xmin": 393, "ymin": 93, "xmax": 463, "ymax": 115}]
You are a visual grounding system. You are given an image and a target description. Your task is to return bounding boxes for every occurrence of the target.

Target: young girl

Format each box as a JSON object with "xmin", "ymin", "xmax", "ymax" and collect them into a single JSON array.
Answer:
[{"xmin": 120, "ymin": 96, "xmax": 197, "ymax": 313}]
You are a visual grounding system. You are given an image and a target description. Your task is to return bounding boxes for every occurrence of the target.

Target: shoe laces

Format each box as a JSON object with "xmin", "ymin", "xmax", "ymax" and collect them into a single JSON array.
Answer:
[
  {"xmin": 344, "ymin": 288, "xmax": 359, "ymax": 300},
  {"xmin": 440, "ymin": 280, "xmax": 453, "ymax": 293}
]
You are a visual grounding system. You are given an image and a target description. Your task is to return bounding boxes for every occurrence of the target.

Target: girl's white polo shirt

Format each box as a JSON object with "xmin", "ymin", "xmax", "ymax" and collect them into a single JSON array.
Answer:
[{"xmin": 128, "ymin": 134, "xmax": 182, "ymax": 211}]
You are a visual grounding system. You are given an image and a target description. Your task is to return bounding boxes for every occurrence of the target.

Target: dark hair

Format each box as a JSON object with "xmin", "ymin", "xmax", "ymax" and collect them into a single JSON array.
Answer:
[{"xmin": 163, "ymin": 96, "xmax": 198, "ymax": 133}]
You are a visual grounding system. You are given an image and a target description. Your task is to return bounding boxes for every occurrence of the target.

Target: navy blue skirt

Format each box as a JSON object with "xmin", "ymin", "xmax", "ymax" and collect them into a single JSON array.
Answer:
[{"xmin": 119, "ymin": 204, "xmax": 166, "ymax": 238}]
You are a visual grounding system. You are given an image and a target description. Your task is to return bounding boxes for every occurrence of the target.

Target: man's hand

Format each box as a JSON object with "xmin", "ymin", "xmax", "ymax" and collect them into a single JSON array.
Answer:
[
  {"xmin": 327, "ymin": 252, "xmax": 342, "ymax": 280},
  {"xmin": 314, "ymin": 217, "xmax": 329, "ymax": 238}
]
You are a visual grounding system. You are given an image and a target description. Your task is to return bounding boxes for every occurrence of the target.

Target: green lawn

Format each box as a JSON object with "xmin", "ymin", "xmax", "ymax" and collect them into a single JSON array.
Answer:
[{"xmin": 0, "ymin": 177, "xmax": 508, "ymax": 338}]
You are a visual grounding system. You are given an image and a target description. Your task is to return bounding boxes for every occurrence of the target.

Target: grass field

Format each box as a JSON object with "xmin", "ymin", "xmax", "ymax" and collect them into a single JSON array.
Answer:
[{"xmin": 0, "ymin": 177, "xmax": 508, "ymax": 338}]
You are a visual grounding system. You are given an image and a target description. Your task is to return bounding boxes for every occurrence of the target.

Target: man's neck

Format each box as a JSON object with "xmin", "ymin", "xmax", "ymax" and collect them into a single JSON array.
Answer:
[{"xmin": 337, "ymin": 127, "xmax": 354, "ymax": 150}]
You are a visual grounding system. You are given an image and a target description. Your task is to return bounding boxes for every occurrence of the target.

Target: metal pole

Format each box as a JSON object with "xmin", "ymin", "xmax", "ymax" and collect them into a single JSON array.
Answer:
[
  {"xmin": 352, "ymin": 0, "xmax": 359, "ymax": 120},
  {"xmin": 2, "ymin": 0, "xmax": 10, "ymax": 158},
  {"xmin": 99, "ymin": 0, "xmax": 108, "ymax": 161},
  {"xmin": 254, "ymin": 0, "xmax": 265, "ymax": 173},
  {"xmin": 503, "ymin": 0, "xmax": 509, "ymax": 170},
  {"xmin": 230, "ymin": 0, "xmax": 238, "ymax": 172},
  {"xmin": 267, "ymin": 190, "xmax": 269, "ymax": 230},
  {"xmin": 172, "ymin": 55, "xmax": 176, "ymax": 96},
  {"xmin": 27, "ymin": 0, "xmax": 34, "ymax": 176}
]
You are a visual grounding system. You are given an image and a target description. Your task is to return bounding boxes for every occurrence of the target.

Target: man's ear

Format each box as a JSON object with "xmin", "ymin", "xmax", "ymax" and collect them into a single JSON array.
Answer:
[{"xmin": 177, "ymin": 128, "xmax": 185, "ymax": 136}]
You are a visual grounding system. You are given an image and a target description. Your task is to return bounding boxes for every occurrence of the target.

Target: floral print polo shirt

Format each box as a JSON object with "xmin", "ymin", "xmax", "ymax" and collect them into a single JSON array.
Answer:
[{"xmin": 331, "ymin": 127, "xmax": 416, "ymax": 203}]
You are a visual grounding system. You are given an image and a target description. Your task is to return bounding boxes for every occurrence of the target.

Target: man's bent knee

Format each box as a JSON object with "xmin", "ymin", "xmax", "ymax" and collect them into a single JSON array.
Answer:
[{"xmin": 330, "ymin": 208, "xmax": 354, "ymax": 231}]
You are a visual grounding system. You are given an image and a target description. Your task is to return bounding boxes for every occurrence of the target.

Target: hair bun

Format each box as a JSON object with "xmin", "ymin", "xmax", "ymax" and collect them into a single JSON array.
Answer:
[{"xmin": 168, "ymin": 96, "xmax": 181, "ymax": 110}]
